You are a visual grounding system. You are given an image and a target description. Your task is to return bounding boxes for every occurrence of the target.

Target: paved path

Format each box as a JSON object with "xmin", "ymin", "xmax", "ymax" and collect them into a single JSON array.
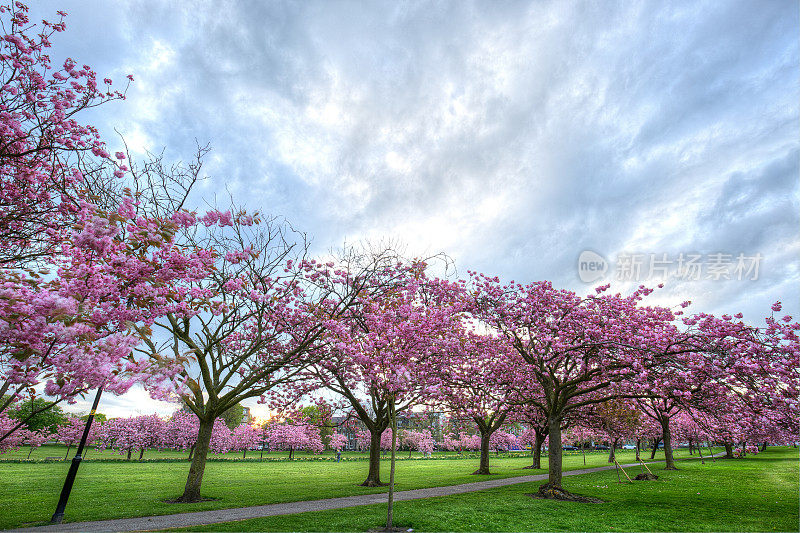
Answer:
[{"xmin": 9, "ymin": 456, "xmax": 714, "ymax": 532}]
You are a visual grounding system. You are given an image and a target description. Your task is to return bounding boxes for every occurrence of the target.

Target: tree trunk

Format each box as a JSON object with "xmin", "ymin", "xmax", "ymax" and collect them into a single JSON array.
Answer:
[
  {"xmin": 177, "ymin": 417, "xmax": 214, "ymax": 502},
  {"xmin": 608, "ymin": 438, "xmax": 618, "ymax": 463},
  {"xmin": 361, "ymin": 428, "xmax": 386, "ymax": 486},
  {"xmin": 724, "ymin": 441, "xmax": 734, "ymax": 459},
  {"xmin": 650, "ymin": 438, "xmax": 661, "ymax": 460},
  {"xmin": 188, "ymin": 444, "xmax": 195, "ymax": 461},
  {"xmin": 635, "ymin": 438, "xmax": 641, "ymax": 461},
  {"xmin": 530, "ymin": 432, "xmax": 544, "ymax": 469},
  {"xmin": 27, "ymin": 446, "xmax": 34, "ymax": 459},
  {"xmin": 126, "ymin": 448, "xmax": 132, "ymax": 461},
  {"xmin": 139, "ymin": 448, "xmax": 145, "ymax": 460},
  {"xmin": 289, "ymin": 447, "xmax": 294, "ymax": 460},
  {"xmin": 473, "ymin": 430, "xmax": 492, "ymax": 475},
  {"xmin": 760, "ymin": 441, "xmax": 767, "ymax": 452},
  {"xmin": 243, "ymin": 449, "xmax": 247, "ymax": 459},
  {"xmin": 661, "ymin": 418, "xmax": 677, "ymax": 470},
  {"xmin": 64, "ymin": 444, "xmax": 71, "ymax": 460},
  {"xmin": 386, "ymin": 400, "xmax": 397, "ymax": 529},
  {"xmin": 541, "ymin": 415, "xmax": 563, "ymax": 491},
  {"xmin": 688, "ymin": 439, "xmax": 694, "ymax": 455}
]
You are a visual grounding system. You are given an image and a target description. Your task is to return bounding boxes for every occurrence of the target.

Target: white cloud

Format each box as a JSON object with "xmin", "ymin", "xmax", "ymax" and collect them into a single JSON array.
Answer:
[
  {"xmin": 65, "ymin": 386, "xmax": 181, "ymax": 419},
  {"xmin": 27, "ymin": 0, "xmax": 800, "ymax": 416}
]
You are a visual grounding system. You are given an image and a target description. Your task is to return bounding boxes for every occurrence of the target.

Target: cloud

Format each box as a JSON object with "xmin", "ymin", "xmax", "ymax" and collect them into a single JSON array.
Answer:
[
  {"xmin": 64, "ymin": 386, "xmax": 181, "ymax": 419},
  {"xmin": 27, "ymin": 0, "xmax": 799, "ymax": 413}
]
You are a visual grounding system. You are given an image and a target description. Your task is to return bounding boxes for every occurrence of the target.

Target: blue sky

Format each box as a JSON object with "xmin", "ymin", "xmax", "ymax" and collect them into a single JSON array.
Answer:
[{"xmin": 32, "ymin": 0, "xmax": 798, "ymax": 418}]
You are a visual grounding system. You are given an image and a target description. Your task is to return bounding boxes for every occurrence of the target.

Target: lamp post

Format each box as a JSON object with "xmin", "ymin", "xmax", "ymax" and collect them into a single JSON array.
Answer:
[{"xmin": 50, "ymin": 387, "xmax": 103, "ymax": 524}]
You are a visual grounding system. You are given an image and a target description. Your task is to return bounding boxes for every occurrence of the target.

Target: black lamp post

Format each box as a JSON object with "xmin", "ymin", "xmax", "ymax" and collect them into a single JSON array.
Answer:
[{"xmin": 50, "ymin": 387, "xmax": 103, "ymax": 524}]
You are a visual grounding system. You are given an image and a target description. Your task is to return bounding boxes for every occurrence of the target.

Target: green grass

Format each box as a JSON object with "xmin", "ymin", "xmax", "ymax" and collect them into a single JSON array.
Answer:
[
  {"xmin": 1, "ymin": 443, "xmax": 340, "ymax": 461},
  {"xmin": 0, "ymin": 446, "xmax": 707, "ymax": 529},
  {"xmin": 0, "ymin": 443, "xmax": 532, "ymax": 461},
  {"xmin": 173, "ymin": 448, "xmax": 800, "ymax": 532}
]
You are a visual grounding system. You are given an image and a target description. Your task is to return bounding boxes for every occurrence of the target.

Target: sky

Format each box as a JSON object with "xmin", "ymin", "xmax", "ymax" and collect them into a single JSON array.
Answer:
[{"xmin": 29, "ymin": 0, "xmax": 799, "ymax": 420}]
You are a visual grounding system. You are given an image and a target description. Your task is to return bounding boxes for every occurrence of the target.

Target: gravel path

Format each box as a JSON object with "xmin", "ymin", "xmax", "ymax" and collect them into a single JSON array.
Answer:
[{"xmin": 7, "ymin": 456, "xmax": 711, "ymax": 532}]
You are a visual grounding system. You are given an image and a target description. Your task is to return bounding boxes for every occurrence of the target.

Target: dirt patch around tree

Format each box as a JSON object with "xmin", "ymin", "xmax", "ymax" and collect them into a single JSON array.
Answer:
[{"xmin": 527, "ymin": 483, "xmax": 604, "ymax": 503}]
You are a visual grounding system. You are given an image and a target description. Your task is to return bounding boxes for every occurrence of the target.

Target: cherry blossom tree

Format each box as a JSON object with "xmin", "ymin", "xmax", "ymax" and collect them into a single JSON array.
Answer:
[
  {"xmin": 0, "ymin": 172, "xmax": 214, "ymax": 444},
  {"xmin": 293, "ymin": 250, "xmax": 459, "ymax": 488},
  {"xmin": 380, "ymin": 427, "xmax": 399, "ymax": 451},
  {"xmin": 673, "ymin": 411, "xmax": 713, "ymax": 463},
  {"xmin": 688, "ymin": 304, "xmax": 799, "ymax": 447},
  {"xmin": 162, "ymin": 411, "xmax": 200, "ymax": 459},
  {"xmin": 96, "ymin": 415, "xmax": 164, "ymax": 460},
  {"xmin": 402, "ymin": 429, "xmax": 434, "ymax": 457},
  {"xmin": 355, "ymin": 428, "xmax": 371, "ymax": 451},
  {"xmin": 0, "ymin": 1, "xmax": 130, "ymax": 267},
  {"xmin": 130, "ymin": 415, "xmax": 164, "ymax": 460},
  {"xmin": 265, "ymin": 422, "xmax": 323, "ymax": 459},
  {"xmin": 440, "ymin": 431, "xmax": 480, "ymax": 452},
  {"xmin": 329, "ymin": 432, "xmax": 348, "ymax": 452},
  {"xmin": 636, "ymin": 395, "xmax": 685, "ymax": 469},
  {"xmin": 209, "ymin": 419, "xmax": 234, "ymax": 455},
  {"xmin": 134, "ymin": 211, "xmax": 346, "ymax": 502},
  {"xmin": 489, "ymin": 430, "xmax": 519, "ymax": 452},
  {"xmin": 93, "ymin": 418, "xmax": 121, "ymax": 455},
  {"xmin": 231, "ymin": 423, "xmax": 261, "ymax": 458},
  {"xmin": 435, "ymin": 331, "xmax": 516, "ymax": 474},
  {"xmin": 19, "ymin": 427, "xmax": 50, "ymax": 458},
  {"xmin": 468, "ymin": 275, "xmax": 684, "ymax": 500},
  {"xmin": 55, "ymin": 417, "xmax": 96, "ymax": 459},
  {"xmin": 633, "ymin": 303, "xmax": 799, "ymax": 470},
  {"xmin": 293, "ymin": 253, "xmax": 459, "ymax": 529},
  {"xmin": 0, "ymin": 413, "xmax": 23, "ymax": 452},
  {"xmin": 0, "ymin": 2, "xmax": 214, "ymax": 447}
]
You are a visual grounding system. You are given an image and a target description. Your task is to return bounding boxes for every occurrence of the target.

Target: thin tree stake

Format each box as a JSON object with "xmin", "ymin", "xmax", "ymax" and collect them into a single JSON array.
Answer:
[{"xmin": 613, "ymin": 459, "xmax": 633, "ymax": 483}]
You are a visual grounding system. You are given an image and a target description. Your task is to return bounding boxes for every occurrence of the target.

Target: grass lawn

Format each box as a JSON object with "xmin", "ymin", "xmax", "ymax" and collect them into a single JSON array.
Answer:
[
  {"xmin": 0, "ymin": 446, "xmax": 709, "ymax": 529},
  {"xmin": 2, "ymin": 444, "xmax": 545, "ymax": 461},
  {"xmin": 172, "ymin": 447, "xmax": 800, "ymax": 532},
  {"xmin": 0, "ymin": 443, "xmax": 350, "ymax": 461}
]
